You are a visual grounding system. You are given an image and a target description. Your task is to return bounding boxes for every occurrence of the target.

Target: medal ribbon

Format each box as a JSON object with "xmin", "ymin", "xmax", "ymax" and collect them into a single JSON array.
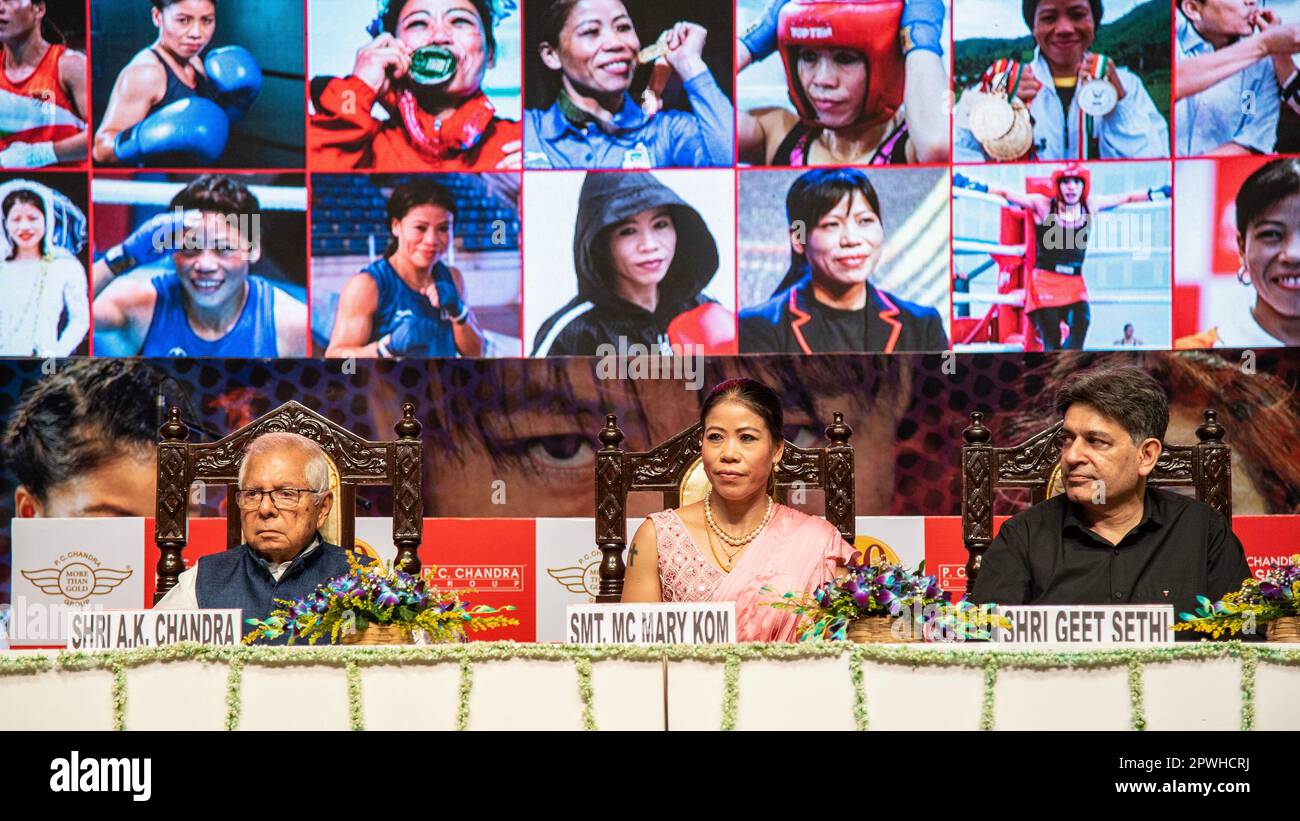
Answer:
[
  {"xmin": 1077, "ymin": 54, "xmax": 1108, "ymax": 160},
  {"xmin": 981, "ymin": 58, "xmax": 1023, "ymax": 100}
]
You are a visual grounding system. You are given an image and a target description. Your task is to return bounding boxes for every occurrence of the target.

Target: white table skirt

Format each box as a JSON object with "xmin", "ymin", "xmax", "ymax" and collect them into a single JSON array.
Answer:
[{"xmin": 1, "ymin": 643, "xmax": 1296, "ymax": 731}]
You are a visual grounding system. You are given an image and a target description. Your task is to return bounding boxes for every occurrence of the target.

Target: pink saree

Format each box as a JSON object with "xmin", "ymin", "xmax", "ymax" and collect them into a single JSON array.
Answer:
[{"xmin": 651, "ymin": 503, "xmax": 854, "ymax": 642}]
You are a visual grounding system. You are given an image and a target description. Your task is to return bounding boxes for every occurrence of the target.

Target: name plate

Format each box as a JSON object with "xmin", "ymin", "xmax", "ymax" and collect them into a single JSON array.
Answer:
[
  {"xmin": 566, "ymin": 602, "xmax": 737, "ymax": 644},
  {"xmin": 66, "ymin": 610, "xmax": 242, "ymax": 650},
  {"xmin": 993, "ymin": 605, "xmax": 1175, "ymax": 645}
]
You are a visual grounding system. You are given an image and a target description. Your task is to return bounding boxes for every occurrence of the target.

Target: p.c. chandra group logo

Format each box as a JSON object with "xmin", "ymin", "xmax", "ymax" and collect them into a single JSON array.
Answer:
[
  {"xmin": 547, "ymin": 548, "xmax": 603, "ymax": 599},
  {"xmin": 21, "ymin": 551, "xmax": 133, "ymax": 603}
]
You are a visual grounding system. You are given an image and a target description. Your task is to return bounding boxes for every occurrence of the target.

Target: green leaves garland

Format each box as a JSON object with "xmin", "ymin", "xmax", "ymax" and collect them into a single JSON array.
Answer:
[
  {"xmin": 1241, "ymin": 652, "xmax": 1257, "ymax": 732},
  {"xmin": 980, "ymin": 658, "xmax": 998, "ymax": 731},
  {"xmin": 849, "ymin": 652, "xmax": 868, "ymax": 731},
  {"xmin": 224, "ymin": 657, "xmax": 243, "ymax": 731},
  {"xmin": 720, "ymin": 653, "xmax": 741, "ymax": 731},
  {"xmin": 346, "ymin": 661, "xmax": 363, "ymax": 731},
  {"xmin": 1127, "ymin": 658, "xmax": 1146, "ymax": 731},
  {"xmin": 456, "ymin": 658, "xmax": 473, "ymax": 731},
  {"xmin": 575, "ymin": 656, "xmax": 596, "ymax": 731}
]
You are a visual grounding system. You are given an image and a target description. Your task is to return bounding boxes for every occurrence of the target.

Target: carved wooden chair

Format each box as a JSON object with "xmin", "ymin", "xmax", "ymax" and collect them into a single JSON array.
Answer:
[
  {"xmin": 960, "ymin": 409, "xmax": 1232, "ymax": 588},
  {"xmin": 153, "ymin": 400, "xmax": 424, "ymax": 604},
  {"xmin": 593, "ymin": 412, "xmax": 856, "ymax": 602}
]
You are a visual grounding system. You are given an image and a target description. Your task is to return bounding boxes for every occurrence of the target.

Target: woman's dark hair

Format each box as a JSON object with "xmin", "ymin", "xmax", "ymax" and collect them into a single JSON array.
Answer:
[
  {"xmin": 771, "ymin": 167, "xmax": 883, "ymax": 297},
  {"xmin": 700, "ymin": 378, "xmax": 784, "ymax": 443},
  {"xmin": 384, "ymin": 0, "xmax": 496, "ymax": 59},
  {"xmin": 2, "ymin": 360, "xmax": 168, "ymax": 502},
  {"xmin": 384, "ymin": 178, "xmax": 458, "ymax": 258},
  {"xmin": 151, "ymin": 0, "xmax": 217, "ymax": 9},
  {"xmin": 537, "ymin": 0, "xmax": 585, "ymax": 48},
  {"xmin": 1236, "ymin": 157, "xmax": 1300, "ymax": 239},
  {"xmin": 2, "ymin": 188, "xmax": 47, "ymax": 260},
  {"xmin": 1022, "ymin": 0, "xmax": 1103, "ymax": 28}
]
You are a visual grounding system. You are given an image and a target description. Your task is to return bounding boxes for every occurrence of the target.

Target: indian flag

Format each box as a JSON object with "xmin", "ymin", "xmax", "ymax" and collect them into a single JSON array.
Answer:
[{"xmin": 0, "ymin": 85, "xmax": 85, "ymax": 148}]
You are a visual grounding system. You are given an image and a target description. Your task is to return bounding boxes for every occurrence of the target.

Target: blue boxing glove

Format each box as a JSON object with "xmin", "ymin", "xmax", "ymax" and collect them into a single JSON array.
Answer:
[
  {"xmin": 103, "ymin": 209, "xmax": 192, "ymax": 275},
  {"xmin": 740, "ymin": 0, "xmax": 790, "ymax": 63},
  {"xmin": 953, "ymin": 172, "xmax": 987, "ymax": 193},
  {"xmin": 1148, "ymin": 184, "xmax": 1172, "ymax": 201},
  {"xmin": 434, "ymin": 279, "xmax": 468, "ymax": 323},
  {"xmin": 205, "ymin": 45, "xmax": 262, "ymax": 124},
  {"xmin": 114, "ymin": 97, "xmax": 230, "ymax": 165},
  {"xmin": 900, "ymin": 0, "xmax": 946, "ymax": 57},
  {"xmin": 379, "ymin": 316, "xmax": 445, "ymax": 357}
]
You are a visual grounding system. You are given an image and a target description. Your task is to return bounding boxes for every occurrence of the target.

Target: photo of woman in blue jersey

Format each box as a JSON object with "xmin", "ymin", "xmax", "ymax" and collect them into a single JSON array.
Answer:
[{"xmin": 325, "ymin": 178, "xmax": 488, "ymax": 358}]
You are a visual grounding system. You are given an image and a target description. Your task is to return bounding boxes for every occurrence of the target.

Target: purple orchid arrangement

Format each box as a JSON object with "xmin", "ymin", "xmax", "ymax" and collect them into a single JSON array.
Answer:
[{"xmin": 766, "ymin": 552, "xmax": 1006, "ymax": 642}]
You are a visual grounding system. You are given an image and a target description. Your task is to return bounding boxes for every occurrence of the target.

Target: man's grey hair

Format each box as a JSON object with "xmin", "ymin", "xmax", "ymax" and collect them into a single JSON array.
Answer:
[{"xmin": 237, "ymin": 432, "xmax": 332, "ymax": 496}]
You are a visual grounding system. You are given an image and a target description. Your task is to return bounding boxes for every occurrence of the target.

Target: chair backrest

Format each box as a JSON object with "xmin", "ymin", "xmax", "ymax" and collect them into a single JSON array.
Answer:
[
  {"xmin": 960, "ymin": 409, "xmax": 1232, "ymax": 588},
  {"xmin": 153, "ymin": 400, "xmax": 424, "ymax": 604},
  {"xmin": 593, "ymin": 412, "xmax": 856, "ymax": 602}
]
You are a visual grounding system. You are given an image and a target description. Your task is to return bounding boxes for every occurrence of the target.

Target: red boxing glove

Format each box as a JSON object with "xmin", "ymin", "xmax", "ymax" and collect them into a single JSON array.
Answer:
[{"xmin": 667, "ymin": 302, "xmax": 737, "ymax": 356}]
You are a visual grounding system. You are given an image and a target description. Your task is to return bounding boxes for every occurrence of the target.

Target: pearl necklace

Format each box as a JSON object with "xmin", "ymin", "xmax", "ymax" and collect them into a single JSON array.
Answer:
[{"xmin": 704, "ymin": 489, "xmax": 774, "ymax": 548}]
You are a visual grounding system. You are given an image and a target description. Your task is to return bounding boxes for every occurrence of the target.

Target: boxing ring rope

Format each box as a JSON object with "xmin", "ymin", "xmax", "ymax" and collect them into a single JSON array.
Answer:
[
  {"xmin": 951, "ymin": 185, "xmax": 1172, "ymax": 212},
  {"xmin": 953, "ymin": 180, "xmax": 1172, "ymax": 347},
  {"xmin": 952, "ymin": 292, "xmax": 1172, "ymax": 306},
  {"xmin": 954, "ymin": 239, "xmax": 1171, "ymax": 258},
  {"xmin": 92, "ymin": 180, "xmax": 308, "ymax": 211}
]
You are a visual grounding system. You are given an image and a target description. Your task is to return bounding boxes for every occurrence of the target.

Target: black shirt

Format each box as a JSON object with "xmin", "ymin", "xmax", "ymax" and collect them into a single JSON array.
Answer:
[{"xmin": 969, "ymin": 487, "xmax": 1251, "ymax": 632}]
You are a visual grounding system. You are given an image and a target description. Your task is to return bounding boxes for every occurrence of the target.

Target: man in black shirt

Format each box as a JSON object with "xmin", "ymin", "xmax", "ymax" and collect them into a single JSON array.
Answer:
[{"xmin": 970, "ymin": 366, "xmax": 1251, "ymax": 632}]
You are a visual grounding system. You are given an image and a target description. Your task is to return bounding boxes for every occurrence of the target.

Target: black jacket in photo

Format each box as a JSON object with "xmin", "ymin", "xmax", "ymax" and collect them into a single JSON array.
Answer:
[
  {"xmin": 738, "ymin": 272, "xmax": 948, "ymax": 354},
  {"xmin": 531, "ymin": 171, "xmax": 721, "ymax": 356}
]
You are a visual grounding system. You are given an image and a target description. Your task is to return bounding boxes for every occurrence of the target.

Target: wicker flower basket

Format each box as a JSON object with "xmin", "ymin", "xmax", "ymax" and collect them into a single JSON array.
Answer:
[
  {"xmin": 1266, "ymin": 616, "xmax": 1300, "ymax": 643},
  {"xmin": 846, "ymin": 616, "xmax": 923, "ymax": 644},
  {"xmin": 340, "ymin": 624, "xmax": 412, "ymax": 645}
]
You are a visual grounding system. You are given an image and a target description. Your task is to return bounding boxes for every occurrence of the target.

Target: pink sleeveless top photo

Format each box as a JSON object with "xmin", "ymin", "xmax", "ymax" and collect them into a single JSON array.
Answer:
[{"xmin": 649, "ymin": 503, "xmax": 854, "ymax": 642}]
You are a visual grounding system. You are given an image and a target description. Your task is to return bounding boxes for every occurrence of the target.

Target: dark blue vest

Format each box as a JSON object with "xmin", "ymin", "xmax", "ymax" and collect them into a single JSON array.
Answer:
[
  {"xmin": 195, "ymin": 538, "xmax": 354, "ymax": 642},
  {"xmin": 364, "ymin": 257, "xmax": 457, "ymax": 356}
]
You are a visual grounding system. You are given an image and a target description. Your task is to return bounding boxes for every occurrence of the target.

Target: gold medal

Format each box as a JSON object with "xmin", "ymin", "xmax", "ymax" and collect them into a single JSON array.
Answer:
[
  {"xmin": 639, "ymin": 32, "xmax": 670, "ymax": 64},
  {"xmin": 969, "ymin": 92, "xmax": 1015, "ymax": 143},
  {"xmin": 969, "ymin": 59, "xmax": 1034, "ymax": 161}
]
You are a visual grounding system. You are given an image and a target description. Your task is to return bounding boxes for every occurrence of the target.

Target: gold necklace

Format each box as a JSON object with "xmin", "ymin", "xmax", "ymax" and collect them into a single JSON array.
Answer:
[
  {"xmin": 704, "ymin": 489, "xmax": 774, "ymax": 548},
  {"xmin": 704, "ymin": 525, "xmax": 733, "ymax": 573}
]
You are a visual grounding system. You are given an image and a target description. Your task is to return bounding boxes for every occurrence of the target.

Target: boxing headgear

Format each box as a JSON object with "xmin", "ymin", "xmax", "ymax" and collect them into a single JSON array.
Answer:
[
  {"xmin": 777, "ymin": 0, "xmax": 906, "ymax": 128},
  {"xmin": 1051, "ymin": 163, "xmax": 1091, "ymax": 202}
]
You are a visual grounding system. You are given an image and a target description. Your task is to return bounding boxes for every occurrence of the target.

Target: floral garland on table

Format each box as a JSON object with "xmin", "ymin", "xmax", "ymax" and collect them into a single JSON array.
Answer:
[
  {"xmin": 3, "ymin": 642, "xmax": 1299, "ymax": 731},
  {"xmin": 1175, "ymin": 555, "xmax": 1300, "ymax": 638},
  {"xmin": 243, "ymin": 554, "xmax": 518, "ymax": 645},
  {"xmin": 765, "ymin": 555, "xmax": 1010, "ymax": 641}
]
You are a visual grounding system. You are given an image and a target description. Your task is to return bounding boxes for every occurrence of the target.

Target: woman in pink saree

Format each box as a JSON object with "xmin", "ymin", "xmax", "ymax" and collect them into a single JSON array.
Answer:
[{"xmin": 621, "ymin": 377, "xmax": 854, "ymax": 641}]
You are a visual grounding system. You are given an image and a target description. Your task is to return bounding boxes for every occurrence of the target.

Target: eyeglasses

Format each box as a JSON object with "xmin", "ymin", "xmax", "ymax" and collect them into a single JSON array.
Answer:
[{"xmin": 233, "ymin": 488, "xmax": 319, "ymax": 510}]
